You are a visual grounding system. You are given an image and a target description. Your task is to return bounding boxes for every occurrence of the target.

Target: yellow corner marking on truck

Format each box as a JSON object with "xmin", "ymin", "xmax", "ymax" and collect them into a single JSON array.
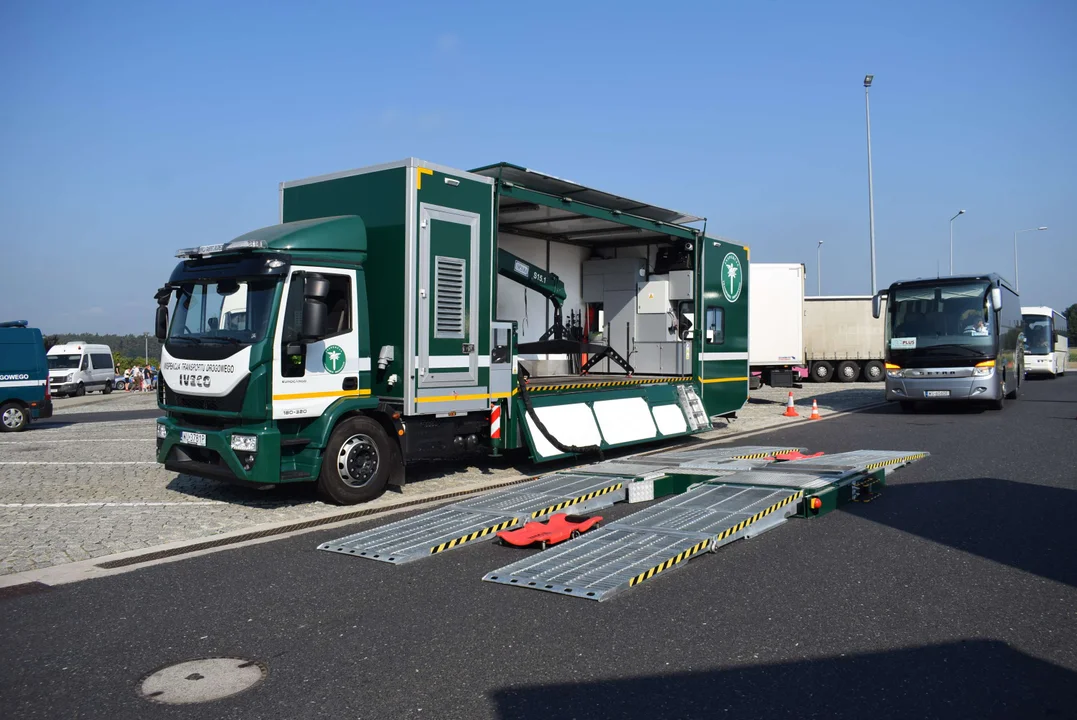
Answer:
[
  {"xmin": 713, "ymin": 490, "xmax": 803, "ymax": 543},
  {"xmin": 416, "ymin": 391, "xmax": 505, "ymax": 404},
  {"xmin": 730, "ymin": 448, "xmax": 801, "ymax": 460},
  {"xmin": 628, "ymin": 539, "xmax": 710, "ymax": 588},
  {"xmin": 527, "ymin": 376, "xmax": 692, "ymax": 393},
  {"xmin": 272, "ymin": 389, "xmax": 371, "ymax": 401},
  {"xmin": 417, "ymin": 167, "xmax": 433, "ymax": 189},
  {"xmin": 530, "ymin": 482, "xmax": 624, "ymax": 519},
  {"xmin": 697, "ymin": 376, "xmax": 749, "ymax": 384},
  {"xmin": 864, "ymin": 453, "xmax": 927, "ymax": 471},
  {"xmin": 429, "ymin": 518, "xmax": 518, "ymax": 554}
]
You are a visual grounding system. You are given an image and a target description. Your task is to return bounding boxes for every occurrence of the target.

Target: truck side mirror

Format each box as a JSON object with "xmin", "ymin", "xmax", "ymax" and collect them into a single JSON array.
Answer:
[
  {"xmin": 871, "ymin": 293, "xmax": 882, "ymax": 319},
  {"xmin": 301, "ymin": 299, "xmax": 328, "ymax": 340},
  {"xmin": 155, "ymin": 306, "xmax": 169, "ymax": 341},
  {"xmin": 989, "ymin": 287, "xmax": 1002, "ymax": 312}
]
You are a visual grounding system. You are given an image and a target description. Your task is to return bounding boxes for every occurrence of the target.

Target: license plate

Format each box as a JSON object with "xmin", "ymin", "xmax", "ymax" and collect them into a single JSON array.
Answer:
[
  {"xmin": 180, "ymin": 431, "xmax": 207, "ymax": 447},
  {"xmin": 925, "ymin": 390, "xmax": 950, "ymax": 398}
]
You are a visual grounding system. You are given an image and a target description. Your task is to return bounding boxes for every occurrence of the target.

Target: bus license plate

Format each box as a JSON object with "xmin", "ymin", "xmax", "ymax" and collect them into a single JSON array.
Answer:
[
  {"xmin": 925, "ymin": 390, "xmax": 950, "ymax": 398},
  {"xmin": 180, "ymin": 431, "xmax": 207, "ymax": 447}
]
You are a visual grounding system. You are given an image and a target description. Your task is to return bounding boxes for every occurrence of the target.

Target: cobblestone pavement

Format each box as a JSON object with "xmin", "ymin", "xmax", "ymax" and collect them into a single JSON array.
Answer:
[{"xmin": 0, "ymin": 382, "xmax": 883, "ymax": 577}]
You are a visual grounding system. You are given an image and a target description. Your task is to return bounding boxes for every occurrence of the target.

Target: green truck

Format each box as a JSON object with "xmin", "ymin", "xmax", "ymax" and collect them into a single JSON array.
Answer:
[{"xmin": 154, "ymin": 159, "xmax": 750, "ymax": 504}]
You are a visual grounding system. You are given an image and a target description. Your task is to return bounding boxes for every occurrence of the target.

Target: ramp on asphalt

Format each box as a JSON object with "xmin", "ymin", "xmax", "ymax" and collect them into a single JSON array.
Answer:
[{"xmin": 483, "ymin": 449, "xmax": 929, "ymax": 601}]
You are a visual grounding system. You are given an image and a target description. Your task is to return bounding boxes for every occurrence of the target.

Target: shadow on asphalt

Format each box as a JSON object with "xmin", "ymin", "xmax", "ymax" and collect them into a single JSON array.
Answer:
[
  {"xmin": 747, "ymin": 387, "xmax": 882, "ymax": 405},
  {"xmin": 855, "ymin": 402, "xmax": 989, "ymax": 415},
  {"xmin": 847, "ymin": 478, "xmax": 1077, "ymax": 589},
  {"xmin": 34, "ymin": 409, "xmax": 162, "ymax": 426},
  {"xmin": 490, "ymin": 640, "xmax": 1075, "ymax": 720}
]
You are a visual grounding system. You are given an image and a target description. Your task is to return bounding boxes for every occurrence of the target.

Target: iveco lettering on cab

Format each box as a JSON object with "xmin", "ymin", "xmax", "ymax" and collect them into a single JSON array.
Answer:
[{"xmin": 153, "ymin": 159, "xmax": 751, "ymax": 504}]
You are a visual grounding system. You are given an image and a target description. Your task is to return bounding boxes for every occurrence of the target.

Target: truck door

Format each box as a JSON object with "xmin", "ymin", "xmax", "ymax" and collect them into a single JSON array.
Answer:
[
  {"xmin": 416, "ymin": 203, "xmax": 481, "ymax": 396},
  {"xmin": 696, "ymin": 239, "xmax": 749, "ymax": 416},
  {"xmin": 272, "ymin": 266, "xmax": 365, "ymax": 420}
]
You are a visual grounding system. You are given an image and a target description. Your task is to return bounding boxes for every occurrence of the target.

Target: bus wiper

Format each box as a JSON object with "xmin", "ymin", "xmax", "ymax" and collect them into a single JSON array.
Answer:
[
  {"xmin": 918, "ymin": 344, "xmax": 985, "ymax": 357},
  {"xmin": 199, "ymin": 337, "xmax": 241, "ymax": 345},
  {"xmin": 167, "ymin": 337, "xmax": 201, "ymax": 345}
]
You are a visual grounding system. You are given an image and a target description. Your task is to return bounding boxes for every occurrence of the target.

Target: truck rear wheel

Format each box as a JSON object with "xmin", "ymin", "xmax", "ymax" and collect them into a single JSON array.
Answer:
[
  {"xmin": 836, "ymin": 361, "xmax": 860, "ymax": 383},
  {"xmin": 810, "ymin": 361, "xmax": 832, "ymax": 383},
  {"xmin": 862, "ymin": 361, "xmax": 884, "ymax": 382},
  {"xmin": 317, "ymin": 415, "xmax": 399, "ymax": 505},
  {"xmin": 1, "ymin": 402, "xmax": 29, "ymax": 432}
]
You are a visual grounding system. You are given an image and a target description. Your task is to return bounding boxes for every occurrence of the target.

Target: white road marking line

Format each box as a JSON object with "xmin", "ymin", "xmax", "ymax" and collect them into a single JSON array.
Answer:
[
  {"xmin": 0, "ymin": 439, "xmax": 154, "ymax": 444},
  {"xmin": 0, "ymin": 501, "xmax": 225, "ymax": 508},
  {"xmin": 0, "ymin": 461, "xmax": 158, "ymax": 466}
]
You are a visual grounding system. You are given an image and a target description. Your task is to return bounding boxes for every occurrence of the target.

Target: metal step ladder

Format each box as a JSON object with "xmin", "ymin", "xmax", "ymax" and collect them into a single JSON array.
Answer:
[
  {"xmin": 676, "ymin": 385, "xmax": 711, "ymax": 431},
  {"xmin": 483, "ymin": 475, "xmax": 807, "ymax": 601},
  {"xmin": 317, "ymin": 471, "xmax": 633, "ymax": 564}
]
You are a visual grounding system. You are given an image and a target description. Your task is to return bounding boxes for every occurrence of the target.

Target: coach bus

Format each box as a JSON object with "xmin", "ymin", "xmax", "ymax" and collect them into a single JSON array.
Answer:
[
  {"xmin": 873, "ymin": 273, "xmax": 1023, "ymax": 411},
  {"xmin": 1022, "ymin": 306, "xmax": 1069, "ymax": 378}
]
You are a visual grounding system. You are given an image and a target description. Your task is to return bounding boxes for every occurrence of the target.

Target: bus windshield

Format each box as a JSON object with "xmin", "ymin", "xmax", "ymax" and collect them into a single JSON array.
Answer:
[
  {"xmin": 169, "ymin": 279, "xmax": 277, "ymax": 345},
  {"xmin": 1022, "ymin": 316, "xmax": 1052, "ymax": 355},
  {"xmin": 886, "ymin": 281, "xmax": 994, "ymax": 358}
]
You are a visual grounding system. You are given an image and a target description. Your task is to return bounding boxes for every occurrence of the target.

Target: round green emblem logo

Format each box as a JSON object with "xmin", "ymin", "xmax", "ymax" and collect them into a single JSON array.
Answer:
[
  {"xmin": 322, "ymin": 345, "xmax": 346, "ymax": 374},
  {"xmin": 721, "ymin": 252, "xmax": 743, "ymax": 303}
]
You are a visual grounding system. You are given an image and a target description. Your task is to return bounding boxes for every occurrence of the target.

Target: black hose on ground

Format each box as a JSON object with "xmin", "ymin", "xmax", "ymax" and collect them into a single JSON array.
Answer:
[{"xmin": 516, "ymin": 379, "xmax": 603, "ymax": 459}]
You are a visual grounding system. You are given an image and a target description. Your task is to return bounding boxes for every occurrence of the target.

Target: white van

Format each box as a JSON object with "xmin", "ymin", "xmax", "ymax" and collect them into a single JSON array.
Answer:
[{"xmin": 46, "ymin": 343, "xmax": 115, "ymax": 397}]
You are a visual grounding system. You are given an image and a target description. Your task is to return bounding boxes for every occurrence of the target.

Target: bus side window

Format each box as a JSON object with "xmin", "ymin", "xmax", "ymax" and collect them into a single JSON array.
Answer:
[{"xmin": 705, "ymin": 307, "xmax": 725, "ymax": 345}]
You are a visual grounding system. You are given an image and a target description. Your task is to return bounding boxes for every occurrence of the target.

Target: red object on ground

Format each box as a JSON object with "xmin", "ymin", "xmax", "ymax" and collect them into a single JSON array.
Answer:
[
  {"xmin": 773, "ymin": 450, "xmax": 825, "ymax": 461},
  {"xmin": 496, "ymin": 513, "xmax": 603, "ymax": 549}
]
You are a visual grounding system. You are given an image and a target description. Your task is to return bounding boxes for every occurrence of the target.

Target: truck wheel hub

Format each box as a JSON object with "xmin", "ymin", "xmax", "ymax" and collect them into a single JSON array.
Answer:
[
  {"xmin": 337, "ymin": 434, "xmax": 379, "ymax": 487},
  {"xmin": 3, "ymin": 407, "xmax": 24, "ymax": 428}
]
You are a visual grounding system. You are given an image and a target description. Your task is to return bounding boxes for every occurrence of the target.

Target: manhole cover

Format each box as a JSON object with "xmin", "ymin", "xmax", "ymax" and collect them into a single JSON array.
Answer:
[{"xmin": 139, "ymin": 657, "xmax": 267, "ymax": 704}]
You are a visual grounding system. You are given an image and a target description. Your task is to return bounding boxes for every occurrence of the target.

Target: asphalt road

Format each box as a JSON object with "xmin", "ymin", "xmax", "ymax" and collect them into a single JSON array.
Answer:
[{"xmin": 2, "ymin": 376, "xmax": 1075, "ymax": 719}]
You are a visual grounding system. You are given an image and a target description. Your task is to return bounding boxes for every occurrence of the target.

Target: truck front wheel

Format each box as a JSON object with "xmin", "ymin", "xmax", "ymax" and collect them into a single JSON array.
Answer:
[
  {"xmin": 318, "ymin": 416, "xmax": 400, "ymax": 505},
  {"xmin": 810, "ymin": 362, "xmax": 832, "ymax": 383}
]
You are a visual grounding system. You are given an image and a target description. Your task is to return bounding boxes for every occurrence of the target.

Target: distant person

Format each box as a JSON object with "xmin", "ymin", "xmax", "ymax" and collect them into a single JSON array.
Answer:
[
  {"xmin": 143, "ymin": 365, "xmax": 154, "ymax": 392},
  {"xmin": 123, "ymin": 368, "xmax": 132, "ymax": 391}
]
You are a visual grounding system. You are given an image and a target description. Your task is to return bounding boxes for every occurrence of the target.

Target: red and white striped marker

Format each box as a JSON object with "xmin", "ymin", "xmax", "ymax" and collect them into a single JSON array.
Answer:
[{"xmin": 490, "ymin": 405, "xmax": 502, "ymax": 439}]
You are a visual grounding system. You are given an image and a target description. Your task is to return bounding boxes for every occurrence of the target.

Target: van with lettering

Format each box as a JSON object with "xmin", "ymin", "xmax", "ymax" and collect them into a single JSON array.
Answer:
[
  {"xmin": 47, "ymin": 342, "xmax": 115, "ymax": 397},
  {"xmin": 0, "ymin": 320, "xmax": 52, "ymax": 432}
]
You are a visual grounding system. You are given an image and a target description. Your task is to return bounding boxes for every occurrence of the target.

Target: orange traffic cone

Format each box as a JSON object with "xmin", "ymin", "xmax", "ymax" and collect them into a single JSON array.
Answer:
[
  {"xmin": 782, "ymin": 392, "xmax": 799, "ymax": 417},
  {"xmin": 809, "ymin": 399, "xmax": 821, "ymax": 420}
]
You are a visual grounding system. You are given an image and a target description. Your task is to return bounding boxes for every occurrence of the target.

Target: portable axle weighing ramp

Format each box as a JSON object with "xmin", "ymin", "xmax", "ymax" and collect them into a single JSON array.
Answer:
[
  {"xmin": 483, "ymin": 448, "xmax": 928, "ymax": 601},
  {"xmin": 317, "ymin": 446, "xmax": 803, "ymax": 564}
]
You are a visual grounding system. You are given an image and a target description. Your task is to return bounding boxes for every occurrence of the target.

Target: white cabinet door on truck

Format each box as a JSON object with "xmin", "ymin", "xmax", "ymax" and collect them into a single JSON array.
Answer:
[{"xmin": 272, "ymin": 266, "xmax": 367, "ymax": 419}]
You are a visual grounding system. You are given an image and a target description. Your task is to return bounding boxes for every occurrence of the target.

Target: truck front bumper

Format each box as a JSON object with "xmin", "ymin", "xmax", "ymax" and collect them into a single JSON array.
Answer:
[{"xmin": 155, "ymin": 416, "xmax": 283, "ymax": 485}]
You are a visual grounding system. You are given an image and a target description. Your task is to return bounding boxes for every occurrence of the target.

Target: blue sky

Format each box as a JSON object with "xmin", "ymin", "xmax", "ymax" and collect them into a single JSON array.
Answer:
[{"xmin": 1, "ymin": 0, "xmax": 1074, "ymax": 333}]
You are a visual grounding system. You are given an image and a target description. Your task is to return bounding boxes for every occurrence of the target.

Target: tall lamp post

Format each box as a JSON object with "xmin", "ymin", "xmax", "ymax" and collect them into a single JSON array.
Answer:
[
  {"xmin": 817, "ymin": 240, "xmax": 824, "ymax": 295},
  {"xmin": 949, "ymin": 209, "xmax": 965, "ymax": 274},
  {"xmin": 1013, "ymin": 226, "xmax": 1047, "ymax": 292},
  {"xmin": 864, "ymin": 74, "xmax": 877, "ymax": 295}
]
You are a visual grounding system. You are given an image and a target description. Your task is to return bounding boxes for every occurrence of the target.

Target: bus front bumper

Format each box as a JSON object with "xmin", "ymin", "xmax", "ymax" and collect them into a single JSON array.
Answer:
[
  {"xmin": 885, "ymin": 372, "xmax": 999, "ymax": 402},
  {"xmin": 1025, "ymin": 355, "xmax": 1056, "ymax": 376}
]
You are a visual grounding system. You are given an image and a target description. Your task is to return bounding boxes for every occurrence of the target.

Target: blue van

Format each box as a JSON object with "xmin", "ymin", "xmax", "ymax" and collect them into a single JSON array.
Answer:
[{"xmin": 0, "ymin": 320, "xmax": 53, "ymax": 431}]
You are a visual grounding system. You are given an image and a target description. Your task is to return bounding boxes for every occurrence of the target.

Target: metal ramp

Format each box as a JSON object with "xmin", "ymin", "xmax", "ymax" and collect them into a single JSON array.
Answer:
[
  {"xmin": 317, "ymin": 472, "xmax": 632, "ymax": 564},
  {"xmin": 676, "ymin": 385, "xmax": 711, "ymax": 430},
  {"xmin": 483, "ymin": 475, "xmax": 807, "ymax": 601}
]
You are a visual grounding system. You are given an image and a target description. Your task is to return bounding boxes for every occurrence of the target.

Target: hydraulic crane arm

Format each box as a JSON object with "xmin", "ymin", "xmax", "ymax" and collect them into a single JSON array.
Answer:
[{"xmin": 497, "ymin": 249, "xmax": 566, "ymax": 309}]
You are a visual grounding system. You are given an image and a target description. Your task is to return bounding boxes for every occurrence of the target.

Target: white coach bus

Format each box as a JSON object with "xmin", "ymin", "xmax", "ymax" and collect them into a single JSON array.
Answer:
[{"xmin": 1021, "ymin": 306, "xmax": 1069, "ymax": 377}]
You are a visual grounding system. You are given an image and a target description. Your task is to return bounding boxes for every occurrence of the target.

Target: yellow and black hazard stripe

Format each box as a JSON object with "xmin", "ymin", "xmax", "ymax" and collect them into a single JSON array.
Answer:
[
  {"xmin": 714, "ymin": 490, "xmax": 804, "ymax": 543},
  {"xmin": 530, "ymin": 483, "xmax": 624, "ymax": 519},
  {"xmin": 731, "ymin": 448, "xmax": 802, "ymax": 460},
  {"xmin": 864, "ymin": 453, "xmax": 927, "ymax": 471},
  {"xmin": 429, "ymin": 518, "xmax": 518, "ymax": 555},
  {"xmin": 628, "ymin": 539, "xmax": 710, "ymax": 588},
  {"xmin": 527, "ymin": 376, "xmax": 693, "ymax": 393}
]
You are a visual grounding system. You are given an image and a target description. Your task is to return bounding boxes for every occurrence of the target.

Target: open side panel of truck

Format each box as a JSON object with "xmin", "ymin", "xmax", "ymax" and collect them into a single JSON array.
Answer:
[{"xmin": 696, "ymin": 238, "xmax": 750, "ymax": 416}]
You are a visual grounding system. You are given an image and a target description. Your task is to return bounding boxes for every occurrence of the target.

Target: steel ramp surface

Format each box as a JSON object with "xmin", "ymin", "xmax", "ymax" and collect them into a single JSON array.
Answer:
[
  {"xmin": 773, "ymin": 450, "xmax": 929, "ymax": 474},
  {"xmin": 318, "ymin": 472, "xmax": 632, "ymax": 564},
  {"xmin": 483, "ymin": 475, "xmax": 807, "ymax": 601}
]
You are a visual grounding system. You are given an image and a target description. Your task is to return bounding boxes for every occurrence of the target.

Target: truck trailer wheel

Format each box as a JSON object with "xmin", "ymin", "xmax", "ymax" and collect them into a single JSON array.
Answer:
[
  {"xmin": 836, "ymin": 361, "xmax": 860, "ymax": 383},
  {"xmin": 862, "ymin": 361, "xmax": 884, "ymax": 382},
  {"xmin": 318, "ymin": 415, "xmax": 399, "ymax": 505},
  {"xmin": 1, "ymin": 402, "xmax": 29, "ymax": 432},
  {"xmin": 810, "ymin": 361, "xmax": 833, "ymax": 383}
]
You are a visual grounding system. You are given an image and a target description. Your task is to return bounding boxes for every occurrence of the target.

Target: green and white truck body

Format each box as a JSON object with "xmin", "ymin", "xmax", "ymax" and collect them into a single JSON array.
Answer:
[{"xmin": 155, "ymin": 159, "xmax": 750, "ymax": 503}]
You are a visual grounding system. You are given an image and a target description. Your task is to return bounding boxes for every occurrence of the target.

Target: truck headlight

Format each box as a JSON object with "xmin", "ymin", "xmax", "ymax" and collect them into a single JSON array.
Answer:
[
  {"xmin": 156, "ymin": 423, "xmax": 168, "ymax": 439},
  {"xmin": 230, "ymin": 434, "xmax": 259, "ymax": 452}
]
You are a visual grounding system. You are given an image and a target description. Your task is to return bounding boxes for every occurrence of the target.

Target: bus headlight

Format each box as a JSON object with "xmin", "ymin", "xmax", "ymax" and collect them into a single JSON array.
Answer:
[
  {"xmin": 972, "ymin": 360, "xmax": 995, "ymax": 377},
  {"xmin": 885, "ymin": 363, "xmax": 904, "ymax": 378}
]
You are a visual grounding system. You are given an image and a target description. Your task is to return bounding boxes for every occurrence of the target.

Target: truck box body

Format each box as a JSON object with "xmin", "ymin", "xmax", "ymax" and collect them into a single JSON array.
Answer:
[
  {"xmin": 748, "ymin": 264, "xmax": 804, "ymax": 383},
  {"xmin": 803, "ymin": 296, "xmax": 885, "ymax": 362},
  {"xmin": 0, "ymin": 321, "xmax": 52, "ymax": 431}
]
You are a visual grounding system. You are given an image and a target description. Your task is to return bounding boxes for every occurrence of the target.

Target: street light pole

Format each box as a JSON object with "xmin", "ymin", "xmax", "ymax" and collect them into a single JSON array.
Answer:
[
  {"xmin": 1013, "ymin": 226, "xmax": 1048, "ymax": 292},
  {"xmin": 864, "ymin": 74, "xmax": 877, "ymax": 295},
  {"xmin": 817, "ymin": 240, "xmax": 824, "ymax": 295},
  {"xmin": 949, "ymin": 209, "xmax": 966, "ymax": 275},
  {"xmin": 144, "ymin": 332, "xmax": 148, "ymax": 364}
]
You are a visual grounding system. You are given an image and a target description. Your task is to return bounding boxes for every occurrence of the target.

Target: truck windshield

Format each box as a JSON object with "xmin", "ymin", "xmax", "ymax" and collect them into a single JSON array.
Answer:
[
  {"xmin": 169, "ymin": 279, "xmax": 276, "ymax": 344},
  {"xmin": 47, "ymin": 355, "xmax": 80, "ymax": 370},
  {"xmin": 1022, "ymin": 316, "xmax": 1051, "ymax": 355},
  {"xmin": 886, "ymin": 281, "xmax": 993, "ymax": 358}
]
